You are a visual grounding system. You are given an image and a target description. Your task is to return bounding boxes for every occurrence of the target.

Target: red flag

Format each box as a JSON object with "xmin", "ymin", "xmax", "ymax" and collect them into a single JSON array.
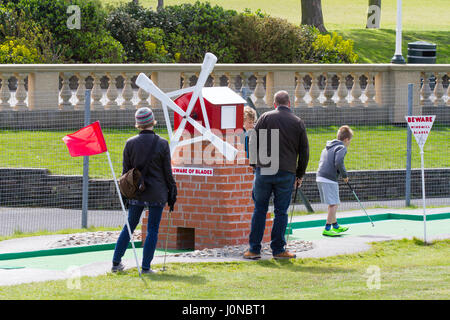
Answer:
[{"xmin": 62, "ymin": 121, "xmax": 108, "ymax": 157}]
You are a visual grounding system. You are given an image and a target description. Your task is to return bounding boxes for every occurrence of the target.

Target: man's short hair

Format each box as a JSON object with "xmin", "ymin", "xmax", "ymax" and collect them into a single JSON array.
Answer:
[
  {"xmin": 243, "ymin": 106, "xmax": 257, "ymax": 122},
  {"xmin": 274, "ymin": 90, "xmax": 290, "ymax": 107},
  {"xmin": 337, "ymin": 125, "xmax": 353, "ymax": 141}
]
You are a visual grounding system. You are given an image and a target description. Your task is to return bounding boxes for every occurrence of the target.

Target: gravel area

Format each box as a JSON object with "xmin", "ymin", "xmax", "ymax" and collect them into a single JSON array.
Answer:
[
  {"xmin": 48, "ymin": 231, "xmax": 314, "ymax": 258},
  {"xmin": 48, "ymin": 231, "xmax": 141, "ymax": 248}
]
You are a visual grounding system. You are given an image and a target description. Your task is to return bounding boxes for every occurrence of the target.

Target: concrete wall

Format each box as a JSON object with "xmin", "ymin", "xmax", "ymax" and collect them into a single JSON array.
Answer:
[{"xmin": 1, "ymin": 168, "xmax": 448, "ymax": 210}]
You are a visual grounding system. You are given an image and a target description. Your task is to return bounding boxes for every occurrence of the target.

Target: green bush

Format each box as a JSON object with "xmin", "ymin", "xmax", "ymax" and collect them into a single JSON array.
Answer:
[
  {"xmin": 311, "ymin": 32, "xmax": 358, "ymax": 63},
  {"xmin": 1, "ymin": 0, "xmax": 359, "ymax": 64},
  {"xmin": 0, "ymin": 7, "xmax": 66, "ymax": 63},
  {"xmin": 67, "ymin": 31, "xmax": 126, "ymax": 63},
  {"xmin": 230, "ymin": 14, "xmax": 317, "ymax": 63},
  {"xmin": 105, "ymin": 5, "xmax": 143, "ymax": 62},
  {"xmin": 137, "ymin": 27, "xmax": 178, "ymax": 63},
  {"xmin": 144, "ymin": 1, "xmax": 238, "ymax": 63},
  {"xmin": 3, "ymin": 0, "xmax": 108, "ymax": 62},
  {"xmin": 0, "ymin": 37, "xmax": 44, "ymax": 63}
]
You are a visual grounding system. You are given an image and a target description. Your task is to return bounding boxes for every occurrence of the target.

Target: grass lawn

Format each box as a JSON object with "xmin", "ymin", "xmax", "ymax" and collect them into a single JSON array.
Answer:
[
  {"xmin": 0, "ymin": 125, "xmax": 448, "ymax": 178},
  {"xmin": 337, "ymin": 29, "xmax": 450, "ymax": 64},
  {"xmin": 103, "ymin": 0, "xmax": 450, "ymax": 63},
  {"xmin": 0, "ymin": 238, "xmax": 448, "ymax": 299}
]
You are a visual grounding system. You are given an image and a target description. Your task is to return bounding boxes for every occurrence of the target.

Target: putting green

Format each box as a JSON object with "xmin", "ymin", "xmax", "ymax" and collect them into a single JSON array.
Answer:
[
  {"xmin": 1, "ymin": 214, "xmax": 448, "ymax": 272},
  {"xmin": 290, "ymin": 218, "xmax": 450, "ymax": 241},
  {"xmin": 0, "ymin": 247, "xmax": 183, "ymax": 272}
]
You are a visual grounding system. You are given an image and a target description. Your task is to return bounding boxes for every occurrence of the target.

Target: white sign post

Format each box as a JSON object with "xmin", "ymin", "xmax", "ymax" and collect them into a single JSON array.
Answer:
[{"xmin": 405, "ymin": 115, "xmax": 436, "ymax": 243}]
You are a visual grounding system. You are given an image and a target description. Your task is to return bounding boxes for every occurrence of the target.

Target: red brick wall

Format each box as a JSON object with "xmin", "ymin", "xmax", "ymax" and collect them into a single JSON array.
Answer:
[{"xmin": 141, "ymin": 139, "xmax": 273, "ymax": 250}]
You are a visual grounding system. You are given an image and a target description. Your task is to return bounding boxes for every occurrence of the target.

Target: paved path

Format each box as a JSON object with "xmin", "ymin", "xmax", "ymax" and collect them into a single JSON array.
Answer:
[{"xmin": 0, "ymin": 206, "xmax": 449, "ymax": 287}]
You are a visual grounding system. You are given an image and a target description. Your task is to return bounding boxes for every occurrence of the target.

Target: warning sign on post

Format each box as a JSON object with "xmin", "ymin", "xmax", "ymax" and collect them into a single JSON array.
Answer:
[
  {"xmin": 405, "ymin": 115, "xmax": 436, "ymax": 149},
  {"xmin": 172, "ymin": 166, "xmax": 214, "ymax": 176}
]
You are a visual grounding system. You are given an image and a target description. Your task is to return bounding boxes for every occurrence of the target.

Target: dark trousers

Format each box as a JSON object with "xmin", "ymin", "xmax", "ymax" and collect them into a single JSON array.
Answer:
[
  {"xmin": 113, "ymin": 203, "xmax": 164, "ymax": 270},
  {"xmin": 249, "ymin": 167, "xmax": 295, "ymax": 255}
]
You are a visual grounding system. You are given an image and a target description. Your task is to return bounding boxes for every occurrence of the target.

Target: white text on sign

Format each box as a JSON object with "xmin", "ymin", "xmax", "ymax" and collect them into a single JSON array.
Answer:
[{"xmin": 172, "ymin": 167, "xmax": 214, "ymax": 177}]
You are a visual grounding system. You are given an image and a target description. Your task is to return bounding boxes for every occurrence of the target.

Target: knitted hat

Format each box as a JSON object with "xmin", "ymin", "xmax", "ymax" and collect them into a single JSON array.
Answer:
[{"xmin": 135, "ymin": 107, "xmax": 154, "ymax": 126}]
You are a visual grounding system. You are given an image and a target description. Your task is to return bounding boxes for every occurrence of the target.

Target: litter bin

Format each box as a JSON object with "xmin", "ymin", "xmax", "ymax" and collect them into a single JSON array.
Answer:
[{"xmin": 407, "ymin": 41, "xmax": 436, "ymax": 64}]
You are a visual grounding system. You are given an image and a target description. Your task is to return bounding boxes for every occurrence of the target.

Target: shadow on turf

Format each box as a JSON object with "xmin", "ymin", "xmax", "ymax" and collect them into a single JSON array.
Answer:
[
  {"xmin": 112, "ymin": 269, "xmax": 207, "ymax": 285},
  {"xmin": 255, "ymin": 259, "xmax": 357, "ymax": 274}
]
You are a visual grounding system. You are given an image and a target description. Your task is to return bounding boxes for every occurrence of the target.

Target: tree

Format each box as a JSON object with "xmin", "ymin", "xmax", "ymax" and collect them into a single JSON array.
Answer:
[
  {"xmin": 366, "ymin": 0, "xmax": 381, "ymax": 28},
  {"xmin": 301, "ymin": 0, "xmax": 327, "ymax": 33},
  {"xmin": 157, "ymin": 0, "xmax": 164, "ymax": 11}
]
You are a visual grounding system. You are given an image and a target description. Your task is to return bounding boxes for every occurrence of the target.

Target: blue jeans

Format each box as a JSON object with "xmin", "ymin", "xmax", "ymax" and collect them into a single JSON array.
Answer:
[
  {"xmin": 249, "ymin": 168, "xmax": 295, "ymax": 255},
  {"xmin": 112, "ymin": 202, "xmax": 164, "ymax": 270}
]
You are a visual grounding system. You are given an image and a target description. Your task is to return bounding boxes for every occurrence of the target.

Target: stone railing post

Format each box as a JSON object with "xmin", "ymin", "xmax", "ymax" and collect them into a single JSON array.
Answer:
[
  {"xmin": 75, "ymin": 72, "xmax": 87, "ymax": 111},
  {"xmin": 336, "ymin": 72, "xmax": 349, "ymax": 108},
  {"xmin": 90, "ymin": 72, "xmax": 103, "ymax": 110},
  {"xmin": 365, "ymin": 72, "xmax": 377, "ymax": 108},
  {"xmin": 323, "ymin": 72, "xmax": 335, "ymax": 107},
  {"xmin": 59, "ymin": 72, "xmax": 73, "ymax": 110},
  {"xmin": 28, "ymin": 72, "xmax": 59, "ymax": 110},
  {"xmin": 121, "ymin": 72, "xmax": 134, "ymax": 110},
  {"xmin": 294, "ymin": 72, "xmax": 307, "ymax": 108},
  {"xmin": 253, "ymin": 72, "xmax": 266, "ymax": 107},
  {"xmin": 152, "ymin": 71, "xmax": 181, "ymax": 108},
  {"xmin": 433, "ymin": 72, "xmax": 445, "ymax": 106},
  {"xmin": 308, "ymin": 72, "xmax": 320, "ymax": 107},
  {"xmin": 0, "ymin": 73, "xmax": 11, "ymax": 110},
  {"xmin": 390, "ymin": 67, "xmax": 421, "ymax": 122},
  {"xmin": 447, "ymin": 72, "xmax": 450, "ymax": 107},
  {"xmin": 105, "ymin": 72, "xmax": 119, "ymax": 110},
  {"xmin": 266, "ymin": 71, "xmax": 295, "ymax": 106}
]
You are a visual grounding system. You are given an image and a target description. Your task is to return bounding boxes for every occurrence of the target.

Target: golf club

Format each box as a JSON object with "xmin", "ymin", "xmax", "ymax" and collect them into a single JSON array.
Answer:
[
  {"xmin": 286, "ymin": 179, "xmax": 300, "ymax": 245},
  {"xmin": 160, "ymin": 208, "xmax": 173, "ymax": 272},
  {"xmin": 346, "ymin": 182, "xmax": 375, "ymax": 227}
]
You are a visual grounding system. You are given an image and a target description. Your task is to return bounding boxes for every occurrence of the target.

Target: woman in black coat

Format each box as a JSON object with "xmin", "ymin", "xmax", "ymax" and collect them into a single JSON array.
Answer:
[{"xmin": 112, "ymin": 107, "xmax": 177, "ymax": 274}]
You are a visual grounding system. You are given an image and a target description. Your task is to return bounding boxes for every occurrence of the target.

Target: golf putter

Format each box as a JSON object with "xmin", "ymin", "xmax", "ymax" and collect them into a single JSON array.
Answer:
[
  {"xmin": 160, "ymin": 208, "xmax": 173, "ymax": 272},
  {"xmin": 286, "ymin": 180, "xmax": 300, "ymax": 245},
  {"xmin": 346, "ymin": 182, "xmax": 375, "ymax": 227}
]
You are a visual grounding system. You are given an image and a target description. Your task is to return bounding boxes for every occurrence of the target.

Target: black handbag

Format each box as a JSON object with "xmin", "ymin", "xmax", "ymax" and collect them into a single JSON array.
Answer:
[{"xmin": 118, "ymin": 135, "xmax": 159, "ymax": 199}]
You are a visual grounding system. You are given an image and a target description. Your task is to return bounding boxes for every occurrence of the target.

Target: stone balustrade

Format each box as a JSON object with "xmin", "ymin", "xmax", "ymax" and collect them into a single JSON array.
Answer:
[{"xmin": 0, "ymin": 64, "xmax": 448, "ymax": 123}]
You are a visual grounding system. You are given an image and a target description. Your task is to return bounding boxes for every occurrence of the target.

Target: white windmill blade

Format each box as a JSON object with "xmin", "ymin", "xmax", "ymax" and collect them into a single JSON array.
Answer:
[
  {"xmin": 166, "ymin": 86, "xmax": 195, "ymax": 98},
  {"xmin": 170, "ymin": 53, "xmax": 218, "ymax": 144},
  {"xmin": 198, "ymin": 91, "xmax": 211, "ymax": 130},
  {"xmin": 186, "ymin": 116, "xmax": 237, "ymax": 161},
  {"xmin": 197, "ymin": 52, "xmax": 217, "ymax": 87},
  {"xmin": 135, "ymin": 73, "xmax": 186, "ymax": 117},
  {"xmin": 182, "ymin": 53, "xmax": 217, "ymax": 128},
  {"xmin": 161, "ymin": 102, "xmax": 173, "ymax": 138},
  {"xmin": 135, "ymin": 53, "xmax": 236, "ymax": 162}
]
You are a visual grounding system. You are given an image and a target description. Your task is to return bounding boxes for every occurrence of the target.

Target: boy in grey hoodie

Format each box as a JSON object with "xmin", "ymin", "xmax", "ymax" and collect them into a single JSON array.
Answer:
[{"xmin": 316, "ymin": 125, "xmax": 353, "ymax": 236}]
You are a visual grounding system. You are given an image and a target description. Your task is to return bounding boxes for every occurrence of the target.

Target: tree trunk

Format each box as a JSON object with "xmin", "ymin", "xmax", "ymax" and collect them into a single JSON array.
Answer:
[
  {"xmin": 157, "ymin": 0, "xmax": 164, "ymax": 11},
  {"xmin": 366, "ymin": 0, "xmax": 382, "ymax": 28},
  {"xmin": 301, "ymin": 0, "xmax": 327, "ymax": 33}
]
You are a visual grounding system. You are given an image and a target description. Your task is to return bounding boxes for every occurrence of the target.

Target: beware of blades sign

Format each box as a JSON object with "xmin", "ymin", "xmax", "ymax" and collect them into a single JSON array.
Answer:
[{"xmin": 405, "ymin": 115, "xmax": 436, "ymax": 150}]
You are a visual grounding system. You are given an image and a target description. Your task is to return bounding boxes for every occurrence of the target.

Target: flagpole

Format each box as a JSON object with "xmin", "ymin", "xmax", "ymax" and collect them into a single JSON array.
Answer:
[
  {"xmin": 105, "ymin": 151, "xmax": 143, "ymax": 277},
  {"xmin": 420, "ymin": 147, "xmax": 427, "ymax": 244}
]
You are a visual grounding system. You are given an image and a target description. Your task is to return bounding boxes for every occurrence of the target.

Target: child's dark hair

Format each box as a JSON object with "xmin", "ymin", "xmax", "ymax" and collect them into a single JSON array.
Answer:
[{"xmin": 337, "ymin": 125, "xmax": 353, "ymax": 141}]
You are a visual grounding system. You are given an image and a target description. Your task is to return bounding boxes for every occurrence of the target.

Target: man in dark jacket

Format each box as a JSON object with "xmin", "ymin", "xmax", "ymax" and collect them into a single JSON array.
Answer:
[
  {"xmin": 112, "ymin": 107, "xmax": 177, "ymax": 274},
  {"xmin": 244, "ymin": 90, "xmax": 309, "ymax": 260}
]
